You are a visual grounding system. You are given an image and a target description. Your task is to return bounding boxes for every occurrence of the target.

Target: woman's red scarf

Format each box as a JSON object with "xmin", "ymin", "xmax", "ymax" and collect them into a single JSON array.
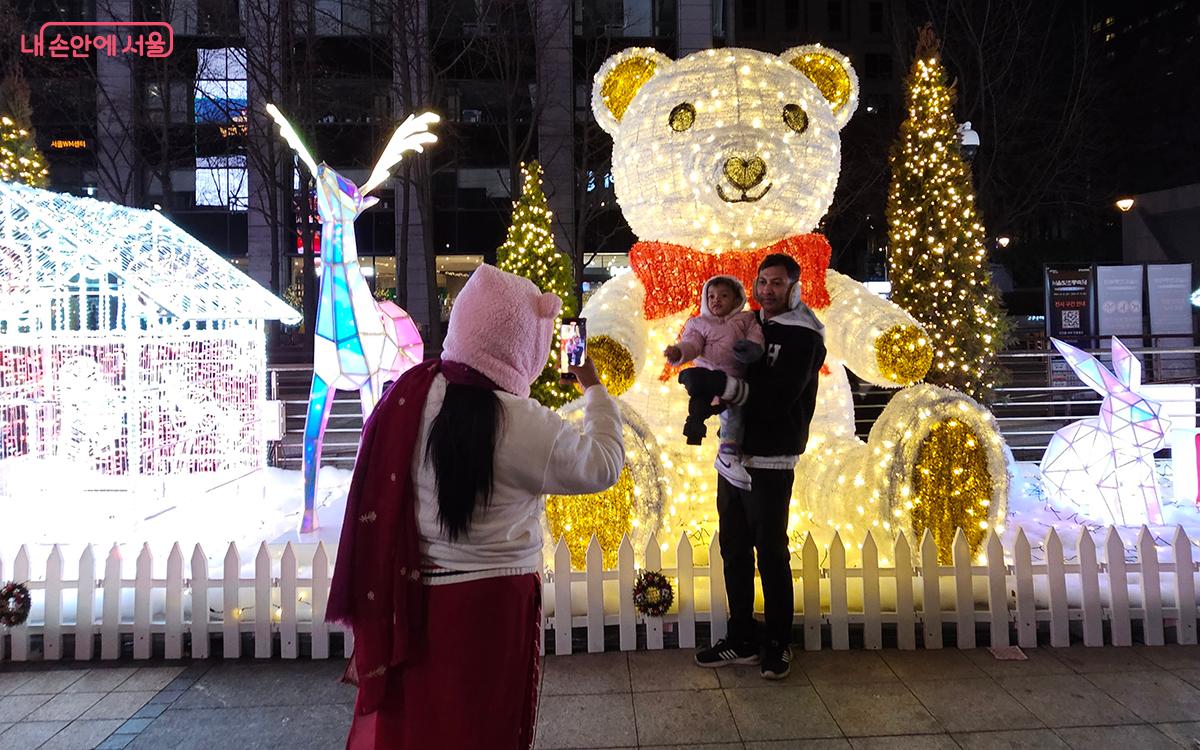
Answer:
[{"xmin": 327, "ymin": 358, "xmax": 500, "ymax": 715}]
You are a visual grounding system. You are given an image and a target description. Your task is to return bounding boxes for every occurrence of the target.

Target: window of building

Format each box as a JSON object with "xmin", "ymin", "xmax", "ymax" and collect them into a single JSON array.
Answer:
[
  {"xmin": 196, "ymin": 155, "xmax": 247, "ymax": 211},
  {"xmin": 827, "ymin": 0, "xmax": 843, "ymax": 32},
  {"xmin": 457, "ymin": 168, "xmax": 511, "ymax": 199},
  {"xmin": 436, "ymin": 255, "xmax": 485, "ymax": 321},
  {"xmin": 868, "ymin": 1, "xmax": 884, "ymax": 34},
  {"xmin": 197, "ymin": 0, "xmax": 237, "ymax": 34},
  {"xmin": 315, "ymin": 0, "xmax": 341, "ymax": 34},
  {"xmin": 194, "ymin": 47, "xmax": 247, "ymax": 125},
  {"xmin": 145, "ymin": 81, "xmax": 191, "ymax": 125}
]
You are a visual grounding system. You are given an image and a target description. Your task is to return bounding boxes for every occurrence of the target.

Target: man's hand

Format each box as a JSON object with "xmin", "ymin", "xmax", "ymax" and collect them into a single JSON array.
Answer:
[
  {"xmin": 663, "ymin": 344, "xmax": 683, "ymax": 364},
  {"xmin": 732, "ymin": 339, "xmax": 763, "ymax": 364}
]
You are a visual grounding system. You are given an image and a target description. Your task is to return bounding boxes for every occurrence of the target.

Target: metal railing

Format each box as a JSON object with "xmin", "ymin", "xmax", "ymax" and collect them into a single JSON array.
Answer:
[{"xmin": 268, "ymin": 346, "xmax": 1200, "ymax": 467}]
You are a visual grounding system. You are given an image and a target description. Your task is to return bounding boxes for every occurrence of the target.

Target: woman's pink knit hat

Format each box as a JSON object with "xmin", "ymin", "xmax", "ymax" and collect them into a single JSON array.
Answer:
[{"xmin": 441, "ymin": 264, "xmax": 563, "ymax": 398}]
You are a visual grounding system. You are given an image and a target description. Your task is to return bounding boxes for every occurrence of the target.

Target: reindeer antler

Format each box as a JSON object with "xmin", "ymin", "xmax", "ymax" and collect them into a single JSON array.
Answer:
[
  {"xmin": 265, "ymin": 104, "xmax": 320, "ymax": 177},
  {"xmin": 360, "ymin": 111, "xmax": 440, "ymax": 195}
]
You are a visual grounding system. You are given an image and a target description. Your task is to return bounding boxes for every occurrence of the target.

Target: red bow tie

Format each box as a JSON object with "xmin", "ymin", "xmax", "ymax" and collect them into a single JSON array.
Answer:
[{"xmin": 630, "ymin": 234, "xmax": 832, "ymax": 321}]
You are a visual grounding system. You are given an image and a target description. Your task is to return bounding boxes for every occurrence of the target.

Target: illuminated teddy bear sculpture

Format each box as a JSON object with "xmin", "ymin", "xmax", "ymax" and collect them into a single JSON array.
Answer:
[{"xmin": 548, "ymin": 45, "xmax": 1009, "ymax": 565}]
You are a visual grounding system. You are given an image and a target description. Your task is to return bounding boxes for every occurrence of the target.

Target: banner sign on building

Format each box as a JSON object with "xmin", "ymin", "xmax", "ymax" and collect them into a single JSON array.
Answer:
[
  {"xmin": 1147, "ymin": 263, "xmax": 1195, "ymax": 381},
  {"xmin": 1045, "ymin": 266, "xmax": 1094, "ymax": 343},
  {"xmin": 1045, "ymin": 266, "xmax": 1096, "ymax": 386},
  {"xmin": 1096, "ymin": 265, "xmax": 1144, "ymax": 338}
]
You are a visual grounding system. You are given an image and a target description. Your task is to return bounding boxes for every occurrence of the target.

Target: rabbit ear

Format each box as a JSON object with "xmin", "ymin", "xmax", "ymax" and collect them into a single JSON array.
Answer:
[
  {"xmin": 1051, "ymin": 338, "xmax": 1125, "ymax": 396},
  {"xmin": 1109, "ymin": 336, "xmax": 1142, "ymax": 391}
]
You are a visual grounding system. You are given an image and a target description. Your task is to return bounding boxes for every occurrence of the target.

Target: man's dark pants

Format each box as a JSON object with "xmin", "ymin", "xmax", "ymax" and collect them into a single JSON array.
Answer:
[{"xmin": 716, "ymin": 467, "xmax": 795, "ymax": 646}]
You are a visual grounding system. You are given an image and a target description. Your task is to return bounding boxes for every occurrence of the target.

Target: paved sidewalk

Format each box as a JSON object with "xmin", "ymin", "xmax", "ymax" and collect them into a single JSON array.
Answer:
[{"xmin": 3, "ymin": 645, "xmax": 1200, "ymax": 748}]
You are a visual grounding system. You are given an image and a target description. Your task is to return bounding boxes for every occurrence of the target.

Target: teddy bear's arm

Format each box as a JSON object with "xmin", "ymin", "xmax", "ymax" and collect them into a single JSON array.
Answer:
[
  {"xmin": 579, "ymin": 272, "xmax": 647, "ymax": 396},
  {"xmin": 820, "ymin": 269, "xmax": 933, "ymax": 388}
]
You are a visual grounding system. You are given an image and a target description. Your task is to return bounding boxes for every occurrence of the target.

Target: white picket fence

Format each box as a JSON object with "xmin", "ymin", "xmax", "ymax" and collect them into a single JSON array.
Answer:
[{"xmin": 1, "ymin": 524, "xmax": 1197, "ymax": 663}]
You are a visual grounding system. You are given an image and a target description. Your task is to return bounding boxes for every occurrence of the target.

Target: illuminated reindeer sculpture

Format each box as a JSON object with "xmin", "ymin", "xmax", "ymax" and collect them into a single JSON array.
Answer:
[{"xmin": 267, "ymin": 104, "xmax": 439, "ymax": 532}]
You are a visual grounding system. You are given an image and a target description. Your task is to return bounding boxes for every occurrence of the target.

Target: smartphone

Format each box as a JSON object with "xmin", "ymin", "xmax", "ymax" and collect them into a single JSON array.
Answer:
[{"xmin": 559, "ymin": 317, "xmax": 587, "ymax": 379}]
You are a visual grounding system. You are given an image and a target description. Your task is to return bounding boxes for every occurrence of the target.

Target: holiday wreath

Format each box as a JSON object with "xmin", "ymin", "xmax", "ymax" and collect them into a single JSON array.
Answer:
[
  {"xmin": 632, "ymin": 570, "xmax": 674, "ymax": 617},
  {"xmin": 0, "ymin": 581, "xmax": 31, "ymax": 627}
]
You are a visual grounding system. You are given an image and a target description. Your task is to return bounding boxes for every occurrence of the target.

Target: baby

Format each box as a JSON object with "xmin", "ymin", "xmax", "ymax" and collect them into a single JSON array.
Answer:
[{"xmin": 664, "ymin": 276, "xmax": 764, "ymax": 490}]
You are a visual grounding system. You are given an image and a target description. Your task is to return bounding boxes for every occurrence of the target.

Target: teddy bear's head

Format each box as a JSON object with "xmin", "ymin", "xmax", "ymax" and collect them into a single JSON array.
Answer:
[{"xmin": 592, "ymin": 45, "xmax": 858, "ymax": 252}]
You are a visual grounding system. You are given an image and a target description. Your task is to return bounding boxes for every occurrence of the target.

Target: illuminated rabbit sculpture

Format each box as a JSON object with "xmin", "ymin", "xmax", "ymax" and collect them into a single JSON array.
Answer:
[
  {"xmin": 1040, "ymin": 336, "xmax": 1169, "ymax": 526},
  {"xmin": 267, "ymin": 104, "xmax": 439, "ymax": 532}
]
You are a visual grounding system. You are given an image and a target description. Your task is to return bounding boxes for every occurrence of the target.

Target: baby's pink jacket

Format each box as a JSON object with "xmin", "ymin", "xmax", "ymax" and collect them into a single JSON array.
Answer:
[{"xmin": 668, "ymin": 275, "xmax": 765, "ymax": 377}]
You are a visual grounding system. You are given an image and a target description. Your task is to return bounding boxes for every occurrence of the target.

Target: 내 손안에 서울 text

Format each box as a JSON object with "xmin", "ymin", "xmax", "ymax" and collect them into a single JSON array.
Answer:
[{"xmin": 21, "ymin": 22, "xmax": 174, "ymax": 58}]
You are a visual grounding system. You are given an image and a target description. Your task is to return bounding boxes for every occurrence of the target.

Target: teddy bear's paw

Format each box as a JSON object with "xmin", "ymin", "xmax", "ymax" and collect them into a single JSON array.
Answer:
[
  {"xmin": 588, "ymin": 334, "xmax": 637, "ymax": 396},
  {"xmin": 875, "ymin": 324, "xmax": 933, "ymax": 386},
  {"xmin": 908, "ymin": 417, "xmax": 994, "ymax": 564}
]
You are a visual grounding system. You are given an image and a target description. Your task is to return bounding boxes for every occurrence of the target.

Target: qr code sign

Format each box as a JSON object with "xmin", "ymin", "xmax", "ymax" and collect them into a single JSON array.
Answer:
[{"xmin": 1061, "ymin": 309, "xmax": 1080, "ymax": 329}]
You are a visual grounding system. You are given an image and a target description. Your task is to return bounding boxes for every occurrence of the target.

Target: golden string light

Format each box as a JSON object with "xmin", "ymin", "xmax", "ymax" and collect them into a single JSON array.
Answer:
[
  {"xmin": 874, "ymin": 324, "xmax": 934, "ymax": 386},
  {"xmin": 885, "ymin": 35, "xmax": 1007, "ymax": 403},
  {"xmin": 546, "ymin": 467, "xmax": 635, "ymax": 568},
  {"xmin": 587, "ymin": 334, "xmax": 637, "ymax": 396},
  {"xmin": 0, "ymin": 116, "xmax": 49, "ymax": 188},
  {"xmin": 910, "ymin": 418, "xmax": 993, "ymax": 563}
]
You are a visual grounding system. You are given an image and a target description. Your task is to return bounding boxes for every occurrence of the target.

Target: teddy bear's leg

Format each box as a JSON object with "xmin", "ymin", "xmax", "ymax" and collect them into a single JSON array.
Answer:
[
  {"xmin": 868, "ymin": 384, "xmax": 1011, "ymax": 564},
  {"xmin": 794, "ymin": 365, "xmax": 880, "ymax": 533},
  {"xmin": 794, "ymin": 436, "xmax": 874, "ymax": 536}
]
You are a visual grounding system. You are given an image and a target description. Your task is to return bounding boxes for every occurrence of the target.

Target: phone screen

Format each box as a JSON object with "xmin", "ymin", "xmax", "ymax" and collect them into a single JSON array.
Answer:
[{"xmin": 559, "ymin": 317, "xmax": 586, "ymax": 375}]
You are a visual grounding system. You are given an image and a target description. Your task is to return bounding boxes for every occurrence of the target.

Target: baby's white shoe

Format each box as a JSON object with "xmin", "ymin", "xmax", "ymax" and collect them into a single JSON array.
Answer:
[{"xmin": 715, "ymin": 445, "xmax": 752, "ymax": 491}]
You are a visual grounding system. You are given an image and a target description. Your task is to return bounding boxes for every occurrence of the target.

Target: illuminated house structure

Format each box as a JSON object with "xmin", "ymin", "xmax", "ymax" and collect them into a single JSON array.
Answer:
[{"xmin": 0, "ymin": 181, "xmax": 300, "ymax": 483}]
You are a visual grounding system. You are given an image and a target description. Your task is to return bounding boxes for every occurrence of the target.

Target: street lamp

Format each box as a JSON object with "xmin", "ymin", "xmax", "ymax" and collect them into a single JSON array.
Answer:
[
  {"xmin": 958, "ymin": 121, "xmax": 980, "ymax": 161},
  {"xmin": 1115, "ymin": 197, "xmax": 1135, "ymax": 212}
]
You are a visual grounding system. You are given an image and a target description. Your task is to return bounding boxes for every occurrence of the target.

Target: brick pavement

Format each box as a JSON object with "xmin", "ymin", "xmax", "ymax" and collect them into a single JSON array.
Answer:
[{"xmin": 2, "ymin": 645, "xmax": 1200, "ymax": 748}]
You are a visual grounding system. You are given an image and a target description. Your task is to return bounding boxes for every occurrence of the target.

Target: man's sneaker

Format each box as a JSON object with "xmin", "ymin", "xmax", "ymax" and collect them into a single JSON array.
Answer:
[
  {"xmin": 715, "ymin": 451, "xmax": 752, "ymax": 491},
  {"xmin": 694, "ymin": 638, "xmax": 760, "ymax": 668},
  {"xmin": 760, "ymin": 641, "xmax": 792, "ymax": 680}
]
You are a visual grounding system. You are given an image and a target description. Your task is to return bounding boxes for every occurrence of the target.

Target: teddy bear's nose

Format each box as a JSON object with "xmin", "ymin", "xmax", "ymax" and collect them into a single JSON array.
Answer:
[{"xmin": 723, "ymin": 156, "xmax": 767, "ymax": 191}]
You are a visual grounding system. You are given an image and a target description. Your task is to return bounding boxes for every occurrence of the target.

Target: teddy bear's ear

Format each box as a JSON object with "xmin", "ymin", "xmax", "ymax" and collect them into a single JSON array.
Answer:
[
  {"xmin": 592, "ymin": 47, "xmax": 672, "ymax": 136},
  {"xmin": 780, "ymin": 44, "xmax": 859, "ymax": 130}
]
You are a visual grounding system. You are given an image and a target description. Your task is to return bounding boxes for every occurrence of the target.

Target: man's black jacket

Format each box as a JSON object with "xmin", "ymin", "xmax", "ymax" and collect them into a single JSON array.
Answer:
[{"xmin": 736, "ymin": 307, "xmax": 826, "ymax": 458}]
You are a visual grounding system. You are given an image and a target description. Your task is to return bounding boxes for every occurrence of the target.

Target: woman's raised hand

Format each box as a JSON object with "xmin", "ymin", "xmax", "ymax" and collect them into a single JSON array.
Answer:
[{"xmin": 568, "ymin": 358, "xmax": 602, "ymax": 390}]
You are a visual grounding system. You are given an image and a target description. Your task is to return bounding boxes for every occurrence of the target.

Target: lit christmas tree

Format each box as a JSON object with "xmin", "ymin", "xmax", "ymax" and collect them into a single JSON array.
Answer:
[
  {"xmin": 886, "ymin": 25, "xmax": 1007, "ymax": 402},
  {"xmin": 497, "ymin": 161, "xmax": 578, "ymax": 407},
  {"xmin": 0, "ymin": 69, "xmax": 49, "ymax": 188}
]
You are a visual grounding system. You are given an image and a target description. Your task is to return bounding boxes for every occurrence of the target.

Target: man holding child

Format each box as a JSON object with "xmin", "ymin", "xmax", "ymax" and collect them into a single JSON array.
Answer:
[{"xmin": 684, "ymin": 253, "xmax": 827, "ymax": 680}]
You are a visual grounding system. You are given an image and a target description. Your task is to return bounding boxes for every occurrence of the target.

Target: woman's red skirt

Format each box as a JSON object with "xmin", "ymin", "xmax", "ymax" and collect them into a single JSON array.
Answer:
[{"xmin": 346, "ymin": 572, "xmax": 542, "ymax": 750}]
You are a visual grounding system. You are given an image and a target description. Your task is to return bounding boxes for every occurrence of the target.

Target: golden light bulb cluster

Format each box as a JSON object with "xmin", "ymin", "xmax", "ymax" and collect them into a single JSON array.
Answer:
[{"xmin": 910, "ymin": 418, "xmax": 993, "ymax": 564}]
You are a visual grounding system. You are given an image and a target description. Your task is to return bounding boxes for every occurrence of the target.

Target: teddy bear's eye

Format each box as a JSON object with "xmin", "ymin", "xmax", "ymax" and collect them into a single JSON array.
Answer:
[
  {"xmin": 669, "ymin": 103, "xmax": 696, "ymax": 132},
  {"xmin": 783, "ymin": 104, "xmax": 808, "ymax": 134}
]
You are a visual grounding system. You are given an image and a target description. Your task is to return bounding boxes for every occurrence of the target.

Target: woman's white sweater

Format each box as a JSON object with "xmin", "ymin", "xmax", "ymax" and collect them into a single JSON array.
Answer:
[{"xmin": 412, "ymin": 375, "xmax": 624, "ymax": 573}]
